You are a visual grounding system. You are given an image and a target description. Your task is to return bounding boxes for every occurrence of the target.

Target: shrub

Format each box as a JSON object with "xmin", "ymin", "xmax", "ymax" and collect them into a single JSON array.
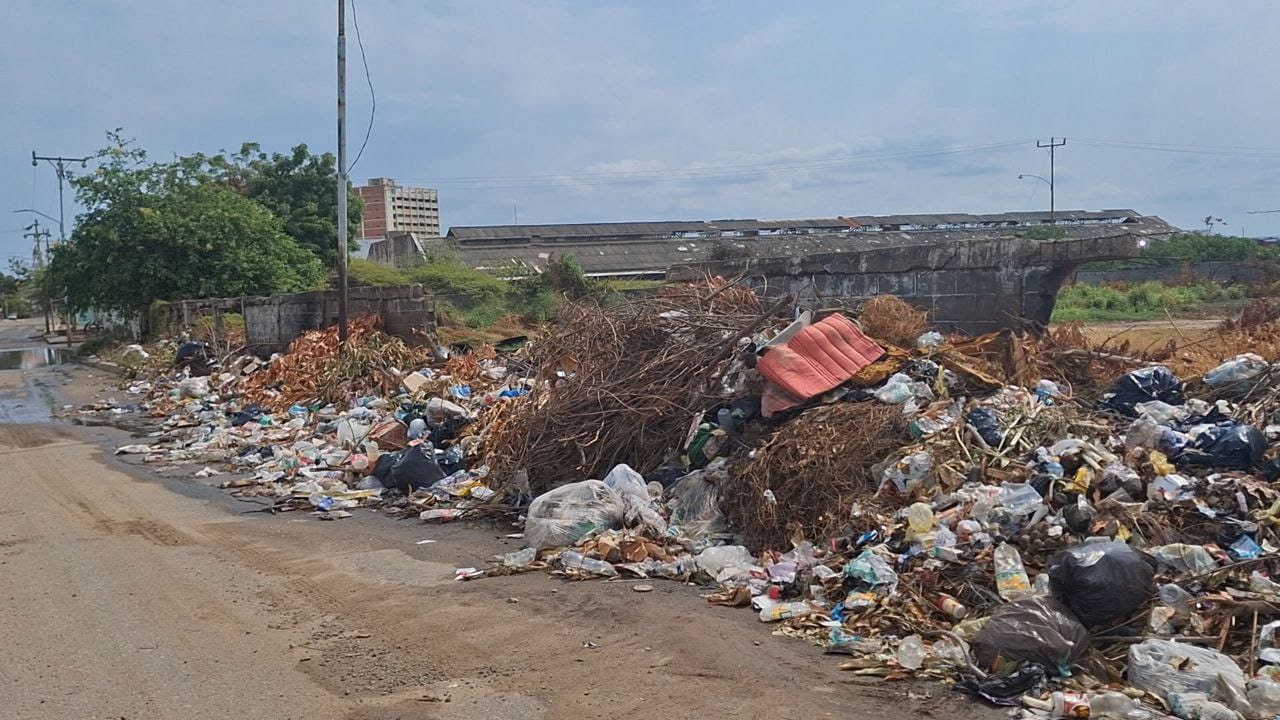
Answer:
[{"xmin": 347, "ymin": 259, "xmax": 408, "ymax": 286}]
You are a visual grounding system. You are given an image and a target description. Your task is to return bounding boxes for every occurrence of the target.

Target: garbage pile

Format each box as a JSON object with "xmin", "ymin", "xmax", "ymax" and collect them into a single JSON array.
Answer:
[
  {"xmin": 95, "ymin": 315, "xmax": 521, "ymax": 521},
  {"xmin": 85, "ymin": 284, "xmax": 1280, "ymax": 719}
]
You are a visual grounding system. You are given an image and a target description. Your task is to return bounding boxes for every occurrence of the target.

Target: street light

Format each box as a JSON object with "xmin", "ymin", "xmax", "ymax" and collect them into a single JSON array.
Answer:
[
  {"xmin": 1018, "ymin": 173, "xmax": 1056, "ymax": 223},
  {"xmin": 13, "ymin": 208, "xmax": 62, "ymax": 232}
]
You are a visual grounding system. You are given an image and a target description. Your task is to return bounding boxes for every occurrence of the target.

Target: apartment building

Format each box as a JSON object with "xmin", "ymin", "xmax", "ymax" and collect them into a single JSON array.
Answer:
[{"xmin": 356, "ymin": 178, "xmax": 440, "ymax": 240}]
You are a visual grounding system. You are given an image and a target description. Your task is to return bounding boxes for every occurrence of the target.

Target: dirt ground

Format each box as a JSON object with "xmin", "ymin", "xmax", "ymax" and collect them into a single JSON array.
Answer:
[
  {"xmin": 1063, "ymin": 317, "xmax": 1224, "ymax": 353},
  {"xmin": 1, "ymin": 361, "xmax": 1001, "ymax": 720}
]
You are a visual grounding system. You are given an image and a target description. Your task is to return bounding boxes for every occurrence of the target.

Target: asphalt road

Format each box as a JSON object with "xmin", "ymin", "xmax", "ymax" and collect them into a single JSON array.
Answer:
[{"xmin": 0, "ymin": 361, "xmax": 1004, "ymax": 720}]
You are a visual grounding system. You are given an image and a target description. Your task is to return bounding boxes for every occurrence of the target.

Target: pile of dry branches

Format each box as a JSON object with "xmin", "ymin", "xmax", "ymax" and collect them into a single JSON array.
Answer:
[
  {"xmin": 242, "ymin": 316, "xmax": 429, "ymax": 411},
  {"xmin": 857, "ymin": 295, "xmax": 930, "ymax": 347},
  {"xmin": 724, "ymin": 402, "xmax": 910, "ymax": 549},
  {"xmin": 484, "ymin": 281, "xmax": 771, "ymax": 493}
]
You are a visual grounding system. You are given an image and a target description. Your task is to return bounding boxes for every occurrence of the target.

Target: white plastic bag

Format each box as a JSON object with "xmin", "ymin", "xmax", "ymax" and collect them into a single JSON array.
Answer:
[
  {"xmin": 1205, "ymin": 354, "xmax": 1269, "ymax": 388},
  {"xmin": 523, "ymin": 480, "xmax": 626, "ymax": 550},
  {"xmin": 1128, "ymin": 639, "xmax": 1246, "ymax": 705},
  {"xmin": 602, "ymin": 463, "xmax": 648, "ymax": 501},
  {"xmin": 666, "ymin": 460, "xmax": 728, "ymax": 540},
  {"xmin": 695, "ymin": 545, "xmax": 755, "ymax": 577}
]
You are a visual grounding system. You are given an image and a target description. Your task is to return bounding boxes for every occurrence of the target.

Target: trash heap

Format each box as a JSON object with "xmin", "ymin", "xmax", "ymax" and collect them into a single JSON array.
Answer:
[
  {"xmin": 97, "ymin": 315, "xmax": 524, "ymax": 521},
  {"xmin": 472, "ymin": 292, "xmax": 1280, "ymax": 720},
  {"xmin": 85, "ymin": 286, "xmax": 1280, "ymax": 719}
]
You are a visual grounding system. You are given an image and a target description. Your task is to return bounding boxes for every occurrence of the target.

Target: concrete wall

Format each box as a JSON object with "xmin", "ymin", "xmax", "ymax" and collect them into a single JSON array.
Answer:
[
  {"xmin": 367, "ymin": 232, "xmax": 429, "ymax": 268},
  {"xmin": 1074, "ymin": 260, "xmax": 1270, "ymax": 286},
  {"xmin": 673, "ymin": 232, "xmax": 1147, "ymax": 334},
  {"xmin": 153, "ymin": 284, "xmax": 435, "ymax": 354}
]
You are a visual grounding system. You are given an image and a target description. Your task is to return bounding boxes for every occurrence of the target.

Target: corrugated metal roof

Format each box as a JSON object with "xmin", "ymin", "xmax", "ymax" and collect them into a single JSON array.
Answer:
[{"xmin": 450, "ymin": 213, "xmax": 1178, "ymax": 276}]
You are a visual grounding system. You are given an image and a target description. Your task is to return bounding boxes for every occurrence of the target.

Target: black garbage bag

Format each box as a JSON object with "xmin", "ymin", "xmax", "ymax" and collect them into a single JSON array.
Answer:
[
  {"xmin": 229, "ymin": 403, "xmax": 264, "ymax": 427},
  {"xmin": 174, "ymin": 341, "xmax": 215, "ymax": 377},
  {"xmin": 954, "ymin": 664, "xmax": 1046, "ymax": 706},
  {"xmin": 1177, "ymin": 423, "xmax": 1267, "ymax": 470},
  {"xmin": 972, "ymin": 596, "xmax": 1090, "ymax": 674},
  {"xmin": 968, "ymin": 407, "xmax": 1004, "ymax": 447},
  {"xmin": 1263, "ymin": 458, "xmax": 1280, "ymax": 483},
  {"xmin": 372, "ymin": 445, "xmax": 445, "ymax": 494},
  {"xmin": 1098, "ymin": 365, "xmax": 1185, "ymax": 417},
  {"xmin": 1047, "ymin": 541, "xmax": 1155, "ymax": 629}
]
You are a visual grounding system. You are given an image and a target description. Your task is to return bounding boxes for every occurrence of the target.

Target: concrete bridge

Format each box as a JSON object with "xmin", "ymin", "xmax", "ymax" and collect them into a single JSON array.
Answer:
[{"xmin": 672, "ymin": 227, "xmax": 1173, "ymax": 334}]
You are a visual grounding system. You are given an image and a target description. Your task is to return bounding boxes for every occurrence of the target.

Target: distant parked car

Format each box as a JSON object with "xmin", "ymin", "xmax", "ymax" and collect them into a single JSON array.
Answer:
[{"xmin": 5, "ymin": 314, "xmax": 16, "ymax": 320}]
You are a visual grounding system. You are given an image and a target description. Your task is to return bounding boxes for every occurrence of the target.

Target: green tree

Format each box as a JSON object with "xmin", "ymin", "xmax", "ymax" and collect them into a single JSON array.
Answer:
[
  {"xmin": 49, "ymin": 134, "xmax": 324, "ymax": 315},
  {"xmin": 216, "ymin": 143, "xmax": 363, "ymax": 267}
]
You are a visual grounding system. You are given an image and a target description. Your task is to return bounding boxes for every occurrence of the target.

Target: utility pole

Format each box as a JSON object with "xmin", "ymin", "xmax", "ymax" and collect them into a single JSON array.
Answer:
[
  {"xmin": 31, "ymin": 152, "xmax": 90, "ymax": 243},
  {"xmin": 335, "ymin": 0, "xmax": 350, "ymax": 345},
  {"xmin": 23, "ymin": 219, "xmax": 50, "ymax": 269},
  {"xmin": 1035, "ymin": 138, "xmax": 1066, "ymax": 222},
  {"xmin": 22, "ymin": 220, "xmax": 52, "ymax": 333}
]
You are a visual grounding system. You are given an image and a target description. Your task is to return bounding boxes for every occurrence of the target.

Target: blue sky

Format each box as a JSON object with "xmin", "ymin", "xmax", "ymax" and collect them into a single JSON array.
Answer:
[{"xmin": 4, "ymin": 1, "xmax": 1280, "ymax": 265}]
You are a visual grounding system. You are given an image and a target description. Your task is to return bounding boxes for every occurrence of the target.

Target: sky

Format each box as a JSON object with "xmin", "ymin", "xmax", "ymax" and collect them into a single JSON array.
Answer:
[{"xmin": 4, "ymin": 0, "xmax": 1280, "ymax": 265}]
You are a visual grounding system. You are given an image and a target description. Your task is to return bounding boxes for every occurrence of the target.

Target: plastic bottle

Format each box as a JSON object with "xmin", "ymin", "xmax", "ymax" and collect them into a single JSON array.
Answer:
[
  {"xmin": 407, "ymin": 418, "xmax": 427, "ymax": 440},
  {"xmin": 935, "ymin": 594, "xmax": 969, "ymax": 619},
  {"xmin": 1158, "ymin": 583, "xmax": 1193, "ymax": 616},
  {"xmin": 759, "ymin": 602, "xmax": 813, "ymax": 623},
  {"xmin": 906, "ymin": 502, "xmax": 935, "ymax": 534},
  {"xmin": 994, "ymin": 543, "xmax": 1032, "ymax": 600},
  {"xmin": 1088, "ymin": 692, "xmax": 1152, "ymax": 719},
  {"xmin": 559, "ymin": 550, "xmax": 618, "ymax": 577},
  {"xmin": 419, "ymin": 508, "xmax": 460, "ymax": 522},
  {"xmin": 895, "ymin": 634, "xmax": 925, "ymax": 670},
  {"xmin": 503, "ymin": 547, "xmax": 537, "ymax": 568}
]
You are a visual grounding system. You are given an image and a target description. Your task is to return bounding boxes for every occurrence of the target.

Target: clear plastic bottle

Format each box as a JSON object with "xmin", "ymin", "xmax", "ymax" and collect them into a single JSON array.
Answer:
[
  {"xmin": 895, "ymin": 634, "xmax": 925, "ymax": 670},
  {"xmin": 1089, "ymin": 691, "xmax": 1151, "ymax": 719},
  {"xmin": 503, "ymin": 547, "xmax": 537, "ymax": 568},
  {"xmin": 559, "ymin": 550, "xmax": 618, "ymax": 577},
  {"xmin": 758, "ymin": 602, "xmax": 813, "ymax": 623},
  {"xmin": 1158, "ymin": 583, "xmax": 1193, "ymax": 616},
  {"xmin": 994, "ymin": 543, "xmax": 1032, "ymax": 600}
]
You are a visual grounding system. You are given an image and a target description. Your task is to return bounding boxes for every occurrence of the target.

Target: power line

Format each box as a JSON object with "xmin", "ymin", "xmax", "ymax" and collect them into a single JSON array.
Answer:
[
  {"xmin": 347, "ymin": 0, "xmax": 375, "ymax": 173},
  {"xmin": 1074, "ymin": 138, "xmax": 1280, "ymax": 158}
]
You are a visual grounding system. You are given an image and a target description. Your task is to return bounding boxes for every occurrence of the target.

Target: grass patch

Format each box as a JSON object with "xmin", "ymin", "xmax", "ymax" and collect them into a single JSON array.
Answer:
[
  {"xmin": 347, "ymin": 259, "xmax": 408, "ymax": 286},
  {"xmin": 1052, "ymin": 281, "xmax": 1251, "ymax": 322},
  {"xmin": 606, "ymin": 279, "xmax": 666, "ymax": 292}
]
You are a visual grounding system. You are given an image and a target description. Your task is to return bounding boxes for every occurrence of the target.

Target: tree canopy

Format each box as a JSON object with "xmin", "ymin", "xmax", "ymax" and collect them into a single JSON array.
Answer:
[
  {"xmin": 47, "ymin": 132, "xmax": 327, "ymax": 314},
  {"xmin": 215, "ymin": 143, "xmax": 362, "ymax": 266}
]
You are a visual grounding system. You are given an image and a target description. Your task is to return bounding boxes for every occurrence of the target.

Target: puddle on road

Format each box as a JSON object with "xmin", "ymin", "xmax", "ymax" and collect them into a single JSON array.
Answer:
[
  {"xmin": 0, "ymin": 348, "xmax": 69, "ymax": 423},
  {"xmin": 0, "ymin": 347, "xmax": 70, "ymax": 371}
]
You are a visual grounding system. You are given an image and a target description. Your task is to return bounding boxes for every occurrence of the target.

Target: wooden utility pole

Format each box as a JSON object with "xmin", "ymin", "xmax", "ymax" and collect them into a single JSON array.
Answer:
[{"xmin": 1036, "ymin": 138, "xmax": 1066, "ymax": 222}]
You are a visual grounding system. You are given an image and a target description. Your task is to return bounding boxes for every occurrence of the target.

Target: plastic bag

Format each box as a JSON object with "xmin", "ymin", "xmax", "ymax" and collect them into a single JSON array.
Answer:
[
  {"xmin": 1178, "ymin": 424, "xmax": 1266, "ymax": 470},
  {"xmin": 1128, "ymin": 639, "xmax": 1246, "ymax": 706},
  {"xmin": 694, "ymin": 545, "xmax": 755, "ymax": 577},
  {"xmin": 602, "ymin": 463, "xmax": 648, "ymax": 500},
  {"xmin": 844, "ymin": 549, "xmax": 898, "ymax": 591},
  {"xmin": 916, "ymin": 331, "xmax": 944, "ymax": 350},
  {"xmin": 879, "ymin": 451, "xmax": 934, "ymax": 494},
  {"xmin": 968, "ymin": 407, "xmax": 1004, "ymax": 447},
  {"xmin": 1247, "ymin": 679, "xmax": 1280, "ymax": 718},
  {"xmin": 1259, "ymin": 621, "xmax": 1280, "ymax": 664},
  {"xmin": 1100, "ymin": 366, "xmax": 1186, "ymax": 417},
  {"xmin": 1150, "ymin": 544, "xmax": 1219, "ymax": 574},
  {"xmin": 666, "ymin": 460, "xmax": 728, "ymax": 540},
  {"xmin": 1204, "ymin": 354, "xmax": 1269, "ymax": 388},
  {"xmin": 524, "ymin": 480, "xmax": 627, "ymax": 550},
  {"xmin": 1047, "ymin": 540, "xmax": 1155, "ymax": 628},
  {"xmin": 972, "ymin": 596, "xmax": 1091, "ymax": 674},
  {"xmin": 371, "ymin": 445, "xmax": 445, "ymax": 494}
]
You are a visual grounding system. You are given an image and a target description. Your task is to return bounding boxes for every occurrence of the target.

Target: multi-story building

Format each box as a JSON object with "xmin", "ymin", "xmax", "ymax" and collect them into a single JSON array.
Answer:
[{"xmin": 356, "ymin": 178, "xmax": 440, "ymax": 240}]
